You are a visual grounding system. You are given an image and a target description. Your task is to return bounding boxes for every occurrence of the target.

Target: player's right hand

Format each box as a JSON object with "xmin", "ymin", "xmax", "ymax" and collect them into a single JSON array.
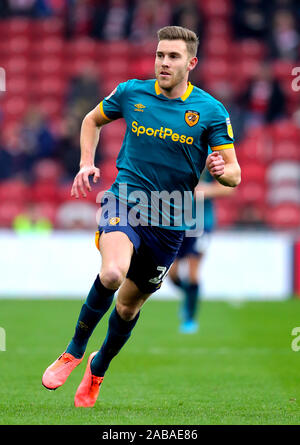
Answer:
[{"xmin": 71, "ymin": 165, "xmax": 100, "ymax": 198}]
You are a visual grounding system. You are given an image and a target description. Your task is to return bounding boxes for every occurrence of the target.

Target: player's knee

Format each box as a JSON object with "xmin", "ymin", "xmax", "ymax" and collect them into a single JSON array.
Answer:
[
  {"xmin": 100, "ymin": 267, "xmax": 126, "ymax": 290},
  {"xmin": 116, "ymin": 301, "xmax": 137, "ymax": 321}
]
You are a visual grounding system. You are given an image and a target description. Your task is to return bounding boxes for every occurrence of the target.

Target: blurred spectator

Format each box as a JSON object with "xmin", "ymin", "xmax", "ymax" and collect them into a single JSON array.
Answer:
[
  {"xmin": 56, "ymin": 201, "xmax": 98, "ymax": 230},
  {"xmin": 6, "ymin": 0, "xmax": 53, "ymax": 17},
  {"xmin": 0, "ymin": 135, "xmax": 14, "ymax": 180},
  {"xmin": 53, "ymin": 115, "xmax": 81, "ymax": 180},
  {"xmin": 232, "ymin": 0, "xmax": 268, "ymax": 40},
  {"xmin": 7, "ymin": 0, "xmax": 36, "ymax": 16},
  {"xmin": 268, "ymin": 9, "xmax": 300, "ymax": 60},
  {"xmin": 129, "ymin": 0, "xmax": 171, "ymax": 43},
  {"xmin": 65, "ymin": 0, "xmax": 94, "ymax": 38},
  {"xmin": 91, "ymin": 0, "xmax": 134, "ymax": 40},
  {"xmin": 66, "ymin": 64, "xmax": 102, "ymax": 118},
  {"xmin": 54, "ymin": 114, "xmax": 101, "ymax": 181},
  {"xmin": 0, "ymin": 124, "xmax": 28, "ymax": 179},
  {"xmin": 34, "ymin": 0, "xmax": 54, "ymax": 17},
  {"xmin": 207, "ymin": 81, "xmax": 247, "ymax": 142},
  {"xmin": 18, "ymin": 107, "xmax": 56, "ymax": 177},
  {"xmin": 235, "ymin": 203, "xmax": 266, "ymax": 228},
  {"xmin": 13, "ymin": 204, "xmax": 53, "ymax": 234},
  {"xmin": 0, "ymin": 0, "xmax": 10, "ymax": 17},
  {"xmin": 171, "ymin": 0, "xmax": 203, "ymax": 54},
  {"xmin": 292, "ymin": 103, "xmax": 300, "ymax": 128},
  {"xmin": 239, "ymin": 63, "xmax": 286, "ymax": 127}
]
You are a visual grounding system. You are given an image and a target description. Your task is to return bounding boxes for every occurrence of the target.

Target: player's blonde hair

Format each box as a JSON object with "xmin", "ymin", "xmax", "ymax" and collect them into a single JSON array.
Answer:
[{"xmin": 157, "ymin": 26, "xmax": 199, "ymax": 57}]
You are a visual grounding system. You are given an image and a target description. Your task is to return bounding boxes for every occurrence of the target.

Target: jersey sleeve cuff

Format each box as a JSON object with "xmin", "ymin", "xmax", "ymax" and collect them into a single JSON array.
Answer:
[
  {"xmin": 99, "ymin": 101, "xmax": 113, "ymax": 121},
  {"xmin": 210, "ymin": 143, "xmax": 234, "ymax": 151}
]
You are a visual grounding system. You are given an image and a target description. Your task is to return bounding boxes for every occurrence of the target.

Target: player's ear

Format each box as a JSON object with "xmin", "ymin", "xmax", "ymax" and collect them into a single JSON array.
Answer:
[{"xmin": 188, "ymin": 57, "xmax": 198, "ymax": 72}]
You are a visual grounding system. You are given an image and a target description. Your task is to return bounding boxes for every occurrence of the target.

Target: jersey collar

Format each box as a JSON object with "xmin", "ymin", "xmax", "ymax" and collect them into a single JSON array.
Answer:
[{"xmin": 154, "ymin": 80, "xmax": 194, "ymax": 101}]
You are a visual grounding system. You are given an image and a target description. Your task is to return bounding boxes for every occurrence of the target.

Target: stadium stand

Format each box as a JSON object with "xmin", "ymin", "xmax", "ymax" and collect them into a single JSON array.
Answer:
[{"xmin": 0, "ymin": 0, "xmax": 300, "ymax": 230}]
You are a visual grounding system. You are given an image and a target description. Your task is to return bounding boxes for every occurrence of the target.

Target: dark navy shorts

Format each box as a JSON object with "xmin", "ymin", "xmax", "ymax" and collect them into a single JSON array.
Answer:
[
  {"xmin": 176, "ymin": 230, "xmax": 212, "ymax": 259},
  {"xmin": 96, "ymin": 198, "xmax": 184, "ymax": 294}
]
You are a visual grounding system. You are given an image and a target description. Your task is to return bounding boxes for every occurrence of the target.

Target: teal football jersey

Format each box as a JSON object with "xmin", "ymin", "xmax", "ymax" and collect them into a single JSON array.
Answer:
[{"xmin": 99, "ymin": 78, "xmax": 234, "ymax": 230}]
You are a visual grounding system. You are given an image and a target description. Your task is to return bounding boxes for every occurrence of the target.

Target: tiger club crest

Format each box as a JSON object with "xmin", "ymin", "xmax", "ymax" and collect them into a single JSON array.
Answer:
[
  {"xmin": 185, "ymin": 110, "xmax": 200, "ymax": 127},
  {"xmin": 109, "ymin": 217, "xmax": 120, "ymax": 225}
]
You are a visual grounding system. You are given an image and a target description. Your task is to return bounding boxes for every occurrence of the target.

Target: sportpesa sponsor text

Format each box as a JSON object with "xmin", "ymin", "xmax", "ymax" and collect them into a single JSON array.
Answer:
[{"xmin": 131, "ymin": 120, "xmax": 194, "ymax": 144}]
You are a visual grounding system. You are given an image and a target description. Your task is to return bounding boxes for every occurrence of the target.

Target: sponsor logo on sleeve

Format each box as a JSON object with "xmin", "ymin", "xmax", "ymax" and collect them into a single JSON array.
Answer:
[{"xmin": 226, "ymin": 117, "xmax": 234, "ymax": 139}]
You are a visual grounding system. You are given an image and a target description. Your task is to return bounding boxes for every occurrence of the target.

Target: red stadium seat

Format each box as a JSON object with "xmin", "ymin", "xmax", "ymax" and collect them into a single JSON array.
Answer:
[
  {"xmin": 240, "ymin": 163, "xmax": 266, "ymax": 183},
  {"xmin": 29, "ymin": 76, "xmax": 67, "ymax": 100},
  {"xmin": 269, "ymin": 120, "xmax": 299, "ymax": 142},
  {"xmin": 235, "ymin": 181, "xmax": 266, "ymax": 205},
  {"xmin": 101, "ymin": 140, "xmax": 122, "ymax": 158},
  {"xmin": 266, "ymin": 161, "xmax": 300, "ymax": 184},
  {"xmin": 101, "ymin": 120, "xmax": 126, "ymax": 138},
  {"xmin": 99, "ymin": 159, "xmax": 119, "ymax": 185},
  {"xmin": 214, "ymin": 199, "xmax": 238, "ymax": 227},
  {"xmin": 271, "ymin": 140, "xmax": 300, "ymax": 161},
  {"xmin": 272, "ymin": 60, "xmax": 295, "ymax": 82},
  {"xmin": 237, "ymin": 139, "xmax": 271, "ymax": 166},
  {"xmin": 30, "ymin": 182, "xmax": 60, "ymax": 204},
  {"xmin": 32, "ymin": 159, "xmax": 62, "ymax": 183},
  {"xmin": 69, "ymin": 38, "xmax": 97, "ymax": 58},
  {"xmin": 102, "ymin": 78, "xmax": 128, "ymax": 96},
  {"xmin": 0, "ymin": 202, "xmax": 26, "ymax": 227},
  {"xmin": 31, "ymin": 202, "xmax": 59, "ymax": 224},
  {"xmin": 1, "ymin": 96, "xmax": 28, "ymax": 119},
  {"xmin": 101, "ymin": 58, "xmax": 129, "ymax": 78},
  {"xmin": 31, "ymin": 37, "xmax": 65, "ymax": 56},
  {"xmin": 57, "ymin": 183, "xmax": 103, "ymax": 205},
  {"xmin": 5, "ymin": 76, "xmax": 30, "ymax": 97},
  {"xmin": 0, "ymin": 180, "xmax": 29, "ymax": 204},
  {"xmin": 236, "ymin": 39, "xmax": 266, "ymax": 60},
  {"xmin": 29, "ymin": 56, "xmax": 65, "ymax": 78},
  {"xmin": 233, "ymin": 58, "xmax": 261, "ymax": 82},
  {"xmin": 264, "ymin": 204, "xmax": 300, "ymax": 229},
  {"xmin": 205, "ymin": 19, "xmax": 232, "ymax": 39},
  {"xmin": 4, "ymin": 56, "xmax": 30, "ymax": 76},
  {"xmin": 200, "ymin": 0, "xmax": 232, "ymax": 17},
  {"xmin": 6, "ymin": 37, "xmax": 31, "ymax": 57},
  {"xmin": 200, "ymin": 58, "xmax": 232, "ymax": 83},
  {"xmin": 103, "ymin": 41, "xmax": 131, "ymax": 58},
  {"xmin": 202, "ymin": 38, "xmax": 232, "ymax": 58},
  {"xmin": 267, "ymin": 184, "xmax": 300, "ymax": 205},
  {"xmin": 63, "ymin": 59, "xmax": 97, "ymax": 78},
  {"xmin": 128, "ymin": 56, "xmax": 154, "ymax": 79},
  {"xmin": 38, "ymin": 97, "xmax": 63, "ymax": 120},
  {"xmin": 236, "ymin": 202, "xmax": 265, "ymax": 227},
  {"xmin": 30, "ymin": 18, "xmax": 64, "ymax": 38},
  {"xmin": 57, "ymin": 183, "xmax": 73, "ymax": 203},
  {"xmin": 2, "ymin": 18, "xmax": 32, "ymax": 38}
]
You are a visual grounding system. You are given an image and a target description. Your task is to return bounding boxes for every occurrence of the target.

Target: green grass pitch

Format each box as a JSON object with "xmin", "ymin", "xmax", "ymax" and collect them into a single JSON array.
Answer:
[{"xmin": 0, "ymin": 298, "xmax": 300, "ymax": 425}]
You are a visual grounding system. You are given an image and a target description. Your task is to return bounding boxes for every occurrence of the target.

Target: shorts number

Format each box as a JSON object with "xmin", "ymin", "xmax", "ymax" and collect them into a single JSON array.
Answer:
[{"xmin": 149, "ymin": 266, "xmax": 169, "ymax": 284}]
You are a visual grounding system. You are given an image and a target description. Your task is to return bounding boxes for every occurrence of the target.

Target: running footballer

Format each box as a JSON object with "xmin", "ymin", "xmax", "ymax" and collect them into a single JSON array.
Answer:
[{"xmin": 42, "ymin": 26, "xmax": 241, "ymax": 407}]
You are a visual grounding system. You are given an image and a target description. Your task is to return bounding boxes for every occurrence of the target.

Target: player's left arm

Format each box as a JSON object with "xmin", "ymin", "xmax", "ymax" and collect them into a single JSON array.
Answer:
[{"xmin": 205, "ymin": 147, "xmax": 241, "ymax": 187}]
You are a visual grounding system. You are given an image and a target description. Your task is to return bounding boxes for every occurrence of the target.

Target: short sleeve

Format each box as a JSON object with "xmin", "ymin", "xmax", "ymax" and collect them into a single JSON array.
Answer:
[
  {"xmin": 99, "ymin": 81, "xmax": 128, "ymax": 121},
  {"xmin": 207, "ymin": 102, "xmax": 235, "ymax": 151}
]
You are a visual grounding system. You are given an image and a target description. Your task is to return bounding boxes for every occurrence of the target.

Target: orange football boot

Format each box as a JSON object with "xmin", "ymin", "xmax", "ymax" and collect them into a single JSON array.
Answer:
[
  {"xmin": 42, "ymin": 352, "xmax": 84, "ymax": 390},
  {"xmin": 74, "ymin": 352, "xmax": 104, "ymax": 407}
]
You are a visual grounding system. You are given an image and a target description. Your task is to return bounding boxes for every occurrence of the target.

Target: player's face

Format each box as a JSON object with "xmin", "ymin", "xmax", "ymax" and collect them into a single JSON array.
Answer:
[{"xmin": 155, "ymin": 40, "xmax": 195, "ymax": 91}]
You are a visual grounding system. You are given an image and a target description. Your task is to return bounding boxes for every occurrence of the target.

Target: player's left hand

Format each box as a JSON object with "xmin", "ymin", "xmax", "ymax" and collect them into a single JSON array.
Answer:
[{"xmin": 206, "ymin": 151, "xmax": 225, "ymax": 178}]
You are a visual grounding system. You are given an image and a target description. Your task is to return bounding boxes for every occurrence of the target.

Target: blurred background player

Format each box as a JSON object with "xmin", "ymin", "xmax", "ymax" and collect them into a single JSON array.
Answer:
[{"xmin": 169, "ymin": 167, "xmax": 234, "ymax": 334}]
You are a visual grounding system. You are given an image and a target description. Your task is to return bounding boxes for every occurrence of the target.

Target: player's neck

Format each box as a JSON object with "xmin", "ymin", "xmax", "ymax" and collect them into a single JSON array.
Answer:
[{"xmin": 158, "ymin": 78, "xmax": 190, "ymax": 99}]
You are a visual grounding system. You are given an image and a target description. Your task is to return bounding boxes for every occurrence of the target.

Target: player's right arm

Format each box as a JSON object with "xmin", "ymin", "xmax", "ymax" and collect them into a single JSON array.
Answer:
[
  {"xmin": 195, "ymin": 178, "xmax": 235, "ymax": 200},
  {"xmin": 71, "ymin": 104, "xmax": 111, "ymax": 199}
]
